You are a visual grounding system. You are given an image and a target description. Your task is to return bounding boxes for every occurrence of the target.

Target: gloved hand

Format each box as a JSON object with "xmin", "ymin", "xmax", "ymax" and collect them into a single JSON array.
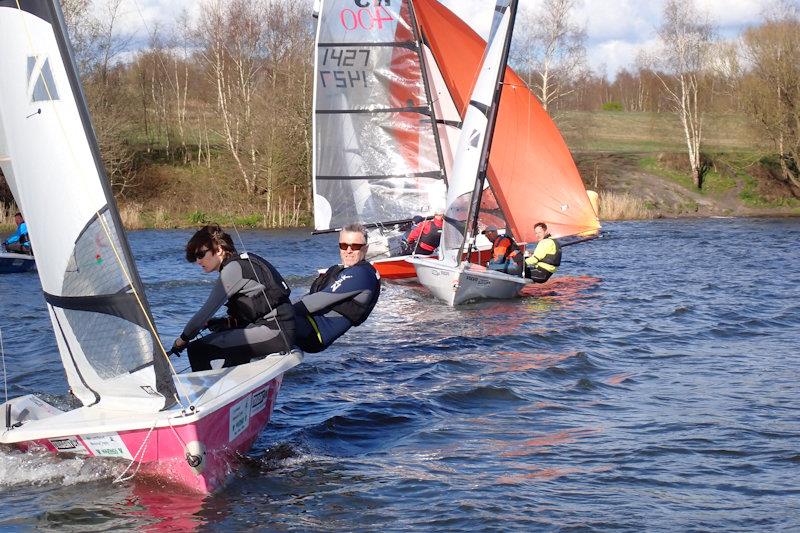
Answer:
[
  {"xmin": 206, "ymin": 316, "xmax": 236, "ymax": 332},
  {"xmin": 169, "ymin": 337, "xmax": 188, "ymax": 356}
]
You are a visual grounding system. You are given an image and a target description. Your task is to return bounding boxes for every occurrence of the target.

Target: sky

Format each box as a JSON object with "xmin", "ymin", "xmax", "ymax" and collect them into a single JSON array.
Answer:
[{"xmin": 104, "ymin": 0, "xmax": 775, "ymax": 77}]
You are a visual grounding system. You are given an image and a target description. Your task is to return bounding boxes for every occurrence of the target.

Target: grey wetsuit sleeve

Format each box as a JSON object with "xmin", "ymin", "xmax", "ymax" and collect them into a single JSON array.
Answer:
[{"xmin": 181, "ymin": 262, "xmax": 250, "ymax": 339}]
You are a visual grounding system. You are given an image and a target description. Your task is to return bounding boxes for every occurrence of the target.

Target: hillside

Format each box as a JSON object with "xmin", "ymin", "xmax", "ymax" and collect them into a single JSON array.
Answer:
[{"xmin": 559, "ymin": 112, "xmax": 800, "ymax": 219}]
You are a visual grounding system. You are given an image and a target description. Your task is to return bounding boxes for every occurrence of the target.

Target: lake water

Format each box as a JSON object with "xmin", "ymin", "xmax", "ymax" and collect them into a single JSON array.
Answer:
[{"xmin": 0, "ymin": 218, "xmax": 798, "ymax": 531}]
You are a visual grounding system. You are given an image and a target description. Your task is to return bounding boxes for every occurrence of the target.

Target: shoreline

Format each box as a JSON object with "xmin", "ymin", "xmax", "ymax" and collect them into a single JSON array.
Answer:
[{"xmin": 4, "ymin": 210, "xmax": 799, "ymax": 235}]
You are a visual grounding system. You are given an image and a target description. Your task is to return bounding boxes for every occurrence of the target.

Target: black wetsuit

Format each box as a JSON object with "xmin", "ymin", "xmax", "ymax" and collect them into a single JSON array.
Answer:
[
  {"xmin": 182, "ymin": 253, "xmax": 295, "ymax": 371},
  {"xmin": 293, "ymin": 260, "xmax": 380, "ymax": 353}
]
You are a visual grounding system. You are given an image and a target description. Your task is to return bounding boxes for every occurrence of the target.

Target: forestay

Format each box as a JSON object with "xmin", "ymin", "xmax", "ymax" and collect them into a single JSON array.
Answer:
[
  {"xmin": 312, "ymin": 0, "xmax": 447, "ymax": 231},
  {"xmin": 0, "ymin": 0, "xmax": 177, "ymax": 411}
]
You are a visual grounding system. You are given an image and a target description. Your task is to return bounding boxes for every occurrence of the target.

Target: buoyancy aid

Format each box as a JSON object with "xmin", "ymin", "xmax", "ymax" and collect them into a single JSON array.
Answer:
[
  {"xmin": 310, "ymin": 262, "xmax": 381, "ymax": 326},
  {"xmin": 492, "ymin": 234, "xmax": 523, "ymax": 267},
  {"xmin": 417, "ymin": 218, "xmax": 443, "ymax": 253},
  {"xmin": 527, "ymin": 236, "xmax": 561, "ymax": 273},
  {"xmin": 224, "ymin": 252, "xmax": 291, "ymax": 326}
]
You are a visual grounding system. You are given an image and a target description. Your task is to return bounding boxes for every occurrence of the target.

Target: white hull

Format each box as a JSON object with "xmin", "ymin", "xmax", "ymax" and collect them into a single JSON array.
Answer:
[{"xmin": 408, "ymin": 258, "xmax": 530, "ymax": 306}]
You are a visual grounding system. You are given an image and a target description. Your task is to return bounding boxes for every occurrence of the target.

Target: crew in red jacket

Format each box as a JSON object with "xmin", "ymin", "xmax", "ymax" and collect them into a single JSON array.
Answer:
[{"xmin": 404, "ymin": 213, "xmax": 444, "ymax": 255}]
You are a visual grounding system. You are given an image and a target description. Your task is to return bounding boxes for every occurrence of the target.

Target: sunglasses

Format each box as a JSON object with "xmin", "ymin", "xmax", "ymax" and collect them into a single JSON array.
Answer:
[
  {"xmin": 193, "ymin": 248, "xmax": 211, "ymax": 260},
  {"xmin": 339, "ymin": 242, "xmax": 366, "ymax": 251}
]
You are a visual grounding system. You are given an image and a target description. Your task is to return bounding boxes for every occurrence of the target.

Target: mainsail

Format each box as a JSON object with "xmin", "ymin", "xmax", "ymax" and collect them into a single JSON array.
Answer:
[
  {"xmin": 312, "ymin": 0, "xmax": 447, "ymax": 232},
  {"xmin": 413, "ymin": 0, "xmax": 601, "ymax": 241},
  {"xmin": 0, "ymin": 0, "xmax": 176, "ymax": 411}
]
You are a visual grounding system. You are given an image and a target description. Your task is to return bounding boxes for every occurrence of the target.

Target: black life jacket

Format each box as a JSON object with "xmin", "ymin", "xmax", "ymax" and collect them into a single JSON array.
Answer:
[
  {"xmin": 418, "ymin": 218, "xmax": 443, "ymax": 253},
  {"xmin": 224, "ymin": 252, "xmax": 291, "ymax": 326},
  {"xmin": 541, "ymin": 236, "xmax": 562, "ymax": 268},
  {"xmin": 311, "ymin": 261, "xmax": 380, "ymax": 326}
]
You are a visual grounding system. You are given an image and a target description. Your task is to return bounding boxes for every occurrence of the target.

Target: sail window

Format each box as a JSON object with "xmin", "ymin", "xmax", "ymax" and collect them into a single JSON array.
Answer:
[{"xmin": 28, "ymin": 56, "xmax": 60, "ymax": 102}]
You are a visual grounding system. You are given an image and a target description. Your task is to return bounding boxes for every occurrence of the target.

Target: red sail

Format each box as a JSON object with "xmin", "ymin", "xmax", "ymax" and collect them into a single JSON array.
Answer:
[{"xmin": 413, "ymin": 0, "xmax": 600, "ymax": 242}]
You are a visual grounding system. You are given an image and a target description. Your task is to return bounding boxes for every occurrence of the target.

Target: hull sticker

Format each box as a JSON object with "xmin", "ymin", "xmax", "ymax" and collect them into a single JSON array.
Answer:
[
  {"xmin": 82, "ymin": 432, "xmax": 133, "ymax": 459},
  {"xmin": 229, "ymin": 395, "xmax": 252, "ymax": 442}
]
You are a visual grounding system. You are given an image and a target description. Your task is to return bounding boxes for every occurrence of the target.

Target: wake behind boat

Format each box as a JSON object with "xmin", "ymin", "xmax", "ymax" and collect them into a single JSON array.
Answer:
[{"xmin": 0, "ymin": 0, "xmax": 301, "ymax": 493}]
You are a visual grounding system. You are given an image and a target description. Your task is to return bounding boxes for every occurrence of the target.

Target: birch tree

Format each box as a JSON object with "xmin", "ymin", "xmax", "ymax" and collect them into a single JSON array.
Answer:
[
  {"xmin": 650, "ymin": 0, "xmax": 715, "ymax": 189},
  {"xmin": 513, "ymin": 0, "xmax": 588, "ymax": 112},
  {"xmin": 196, "ymin": 0, "xmax": 267, "ymax": 196},
  {"xmin": 741, "ymin": 4, "xmax": 800, "ymax": 193}
]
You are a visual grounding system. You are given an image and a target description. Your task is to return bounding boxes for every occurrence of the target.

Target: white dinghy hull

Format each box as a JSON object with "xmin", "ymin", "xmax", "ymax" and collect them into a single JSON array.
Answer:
[
  {"xmin": 408, "ymin": 257, "xmax": 530, "ymax": 306},
  {"xmin": 1, "ymin": 351, "xmax": 303, "ymax": 494}
]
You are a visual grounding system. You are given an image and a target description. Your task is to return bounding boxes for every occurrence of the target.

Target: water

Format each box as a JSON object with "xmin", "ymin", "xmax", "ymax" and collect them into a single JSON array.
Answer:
[{"xmin": 0, "ymin": 218, "xmax": 798, "ymax": 531}]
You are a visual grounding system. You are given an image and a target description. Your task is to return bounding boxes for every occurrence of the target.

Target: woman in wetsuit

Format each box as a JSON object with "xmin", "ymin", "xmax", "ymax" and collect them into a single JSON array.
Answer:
[{"xmin": 170, "ymin": 224, "xmax": 295, "ymax": 371}]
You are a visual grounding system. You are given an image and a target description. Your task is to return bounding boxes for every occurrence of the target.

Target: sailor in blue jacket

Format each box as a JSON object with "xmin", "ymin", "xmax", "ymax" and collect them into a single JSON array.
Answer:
[
  {"xmin": 2, "ymin": 213, "xmax": 31, "ymax": 254},
  {"xmin": 294, "ymin": 223, "xmax": 381, "ymax": 353}
]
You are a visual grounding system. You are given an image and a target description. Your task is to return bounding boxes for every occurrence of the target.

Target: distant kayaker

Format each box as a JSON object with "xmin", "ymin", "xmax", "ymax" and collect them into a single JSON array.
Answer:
[
  {"xmin": 483, "ymin": 225, "xmax": 523, "ymax": 275},
  {"xmin": 170, "ymin": 224, "xmax": 295, "ymax": 371},
  {"xmin": 525, "ymin": 222, "xmax": 561, "ymax": 283},
  {"xmin": 293, "ymin": 223, "xmax": 381, "ymax": 353},
  {"xmin": 402, "ymin": 212, "xmax": 444, "ymax": 255},
  {"xmin": 2, "ymin": 212, "xmax": 32, "ymax": 254}
]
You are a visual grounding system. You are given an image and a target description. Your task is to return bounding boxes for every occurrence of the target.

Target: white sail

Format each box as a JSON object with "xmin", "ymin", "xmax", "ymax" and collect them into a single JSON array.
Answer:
[
  {"xmin": 0, "ymin": 1, "xmax": 176, "ymax": 411},
  {"xmin": 312, "ymin": 0, "xmax": 447, "ymax": 232},
  {"xmin": 439, "ymin": 0, "xmax": 515, "ymax": 262}
]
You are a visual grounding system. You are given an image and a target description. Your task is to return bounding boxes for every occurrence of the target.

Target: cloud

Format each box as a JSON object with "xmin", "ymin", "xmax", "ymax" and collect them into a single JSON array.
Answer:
[
  {"xmin": 439, "ymin": 0, "xmax": 773, "ymax": 78},
  {"xmin": 90, "ymin": 0, "xmax": 200, "ymax": 41}
]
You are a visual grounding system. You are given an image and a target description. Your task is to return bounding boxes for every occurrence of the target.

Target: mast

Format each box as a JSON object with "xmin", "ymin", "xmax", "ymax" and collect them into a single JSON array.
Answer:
[{"xmin": 459, "ymin": 0, "xmax": 519, "ymax": 264}]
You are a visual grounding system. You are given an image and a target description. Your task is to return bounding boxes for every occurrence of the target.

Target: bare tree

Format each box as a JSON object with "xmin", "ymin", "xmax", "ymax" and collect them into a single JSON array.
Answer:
[
  {"xmin": 513, "ymin": 0, "xmax": 588, "ymax": 112},
  {"xmin": 646, "ymin": 0, "xmax": 715, "ymax": 189},
  {"xmin": 740, "ymin": 3, "xmax": 800, "ymax": 192},
  {"xmin": 195, "ymin": 0, "xmax": 268, "ymax": 196}
]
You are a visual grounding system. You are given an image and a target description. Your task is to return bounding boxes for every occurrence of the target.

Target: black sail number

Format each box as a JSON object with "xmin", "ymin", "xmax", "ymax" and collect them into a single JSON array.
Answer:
[{"xmin": 320, "ymin": 48, "xmax": 371, "ymax": 89}]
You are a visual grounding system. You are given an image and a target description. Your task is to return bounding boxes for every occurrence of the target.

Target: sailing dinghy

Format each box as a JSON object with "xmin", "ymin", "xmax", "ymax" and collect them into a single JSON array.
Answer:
[
  {"xmin": 409, "ymin": 0, "xmax": 601, "ymax": 305},
  {"xmin": 0, "ymin": 250, "xmax": 35, "ymax": 273},
  {"xmin": 312, "ymin": 0, "xmax": 456, "ymax": 280},
  {"xmin": 0, "ymin": 0, "xmax": 302, "ymax": 493}
]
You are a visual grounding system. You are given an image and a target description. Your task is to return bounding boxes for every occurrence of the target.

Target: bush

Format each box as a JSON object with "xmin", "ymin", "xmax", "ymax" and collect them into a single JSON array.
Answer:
[
  {"xmin": 601, "ymin": 101, "xmax": 623, "ymax": 112},
  {"xmin": 187, "ymin": 210, "xmax": 210, "ymax": 225}
]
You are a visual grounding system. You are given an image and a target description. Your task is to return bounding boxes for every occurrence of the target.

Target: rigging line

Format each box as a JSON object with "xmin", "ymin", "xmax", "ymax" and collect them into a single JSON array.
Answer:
[
  {"xmin": 0, "ymin": 329, "xmax": 7, "ymax": 405},
  {"xmin": 112, "ymin": 417, "xmax": 157, "ymax": 483},
  {"xmin": 11, "ymin": 2, "xmax": 190, "ymax": 409},
  {"xmin": 128, "ymin": 0, "xmax": 188, "ymax": 95},
  {"xmin": 230, "ymin": 223, "xmax": 293, "ymax": 354}
]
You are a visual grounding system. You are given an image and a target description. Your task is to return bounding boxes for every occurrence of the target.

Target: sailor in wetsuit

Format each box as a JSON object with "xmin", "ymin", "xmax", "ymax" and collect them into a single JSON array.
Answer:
[
  {"xmin": 293, "ymin": 223, "xmax": 381, "ymax": 353},
  {"xmin": 2, "ymin": 213, "xmax": 32, "ymax": 254},
  {"xmin": 170, "ymin": 224, "xmax": 295, "ymax": 371}
]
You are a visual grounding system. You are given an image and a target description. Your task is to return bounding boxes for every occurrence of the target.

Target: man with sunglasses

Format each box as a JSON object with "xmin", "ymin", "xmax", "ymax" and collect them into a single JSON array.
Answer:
[{"xmin": 293, "ymin": 223, "xmax": 381, "ymax": 353}]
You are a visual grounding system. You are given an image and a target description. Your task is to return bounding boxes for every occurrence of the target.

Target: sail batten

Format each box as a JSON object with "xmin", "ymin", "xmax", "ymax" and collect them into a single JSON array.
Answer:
[{"xmin": 313, "ymin": 0, "xmax": 447, "ymax": 232}]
